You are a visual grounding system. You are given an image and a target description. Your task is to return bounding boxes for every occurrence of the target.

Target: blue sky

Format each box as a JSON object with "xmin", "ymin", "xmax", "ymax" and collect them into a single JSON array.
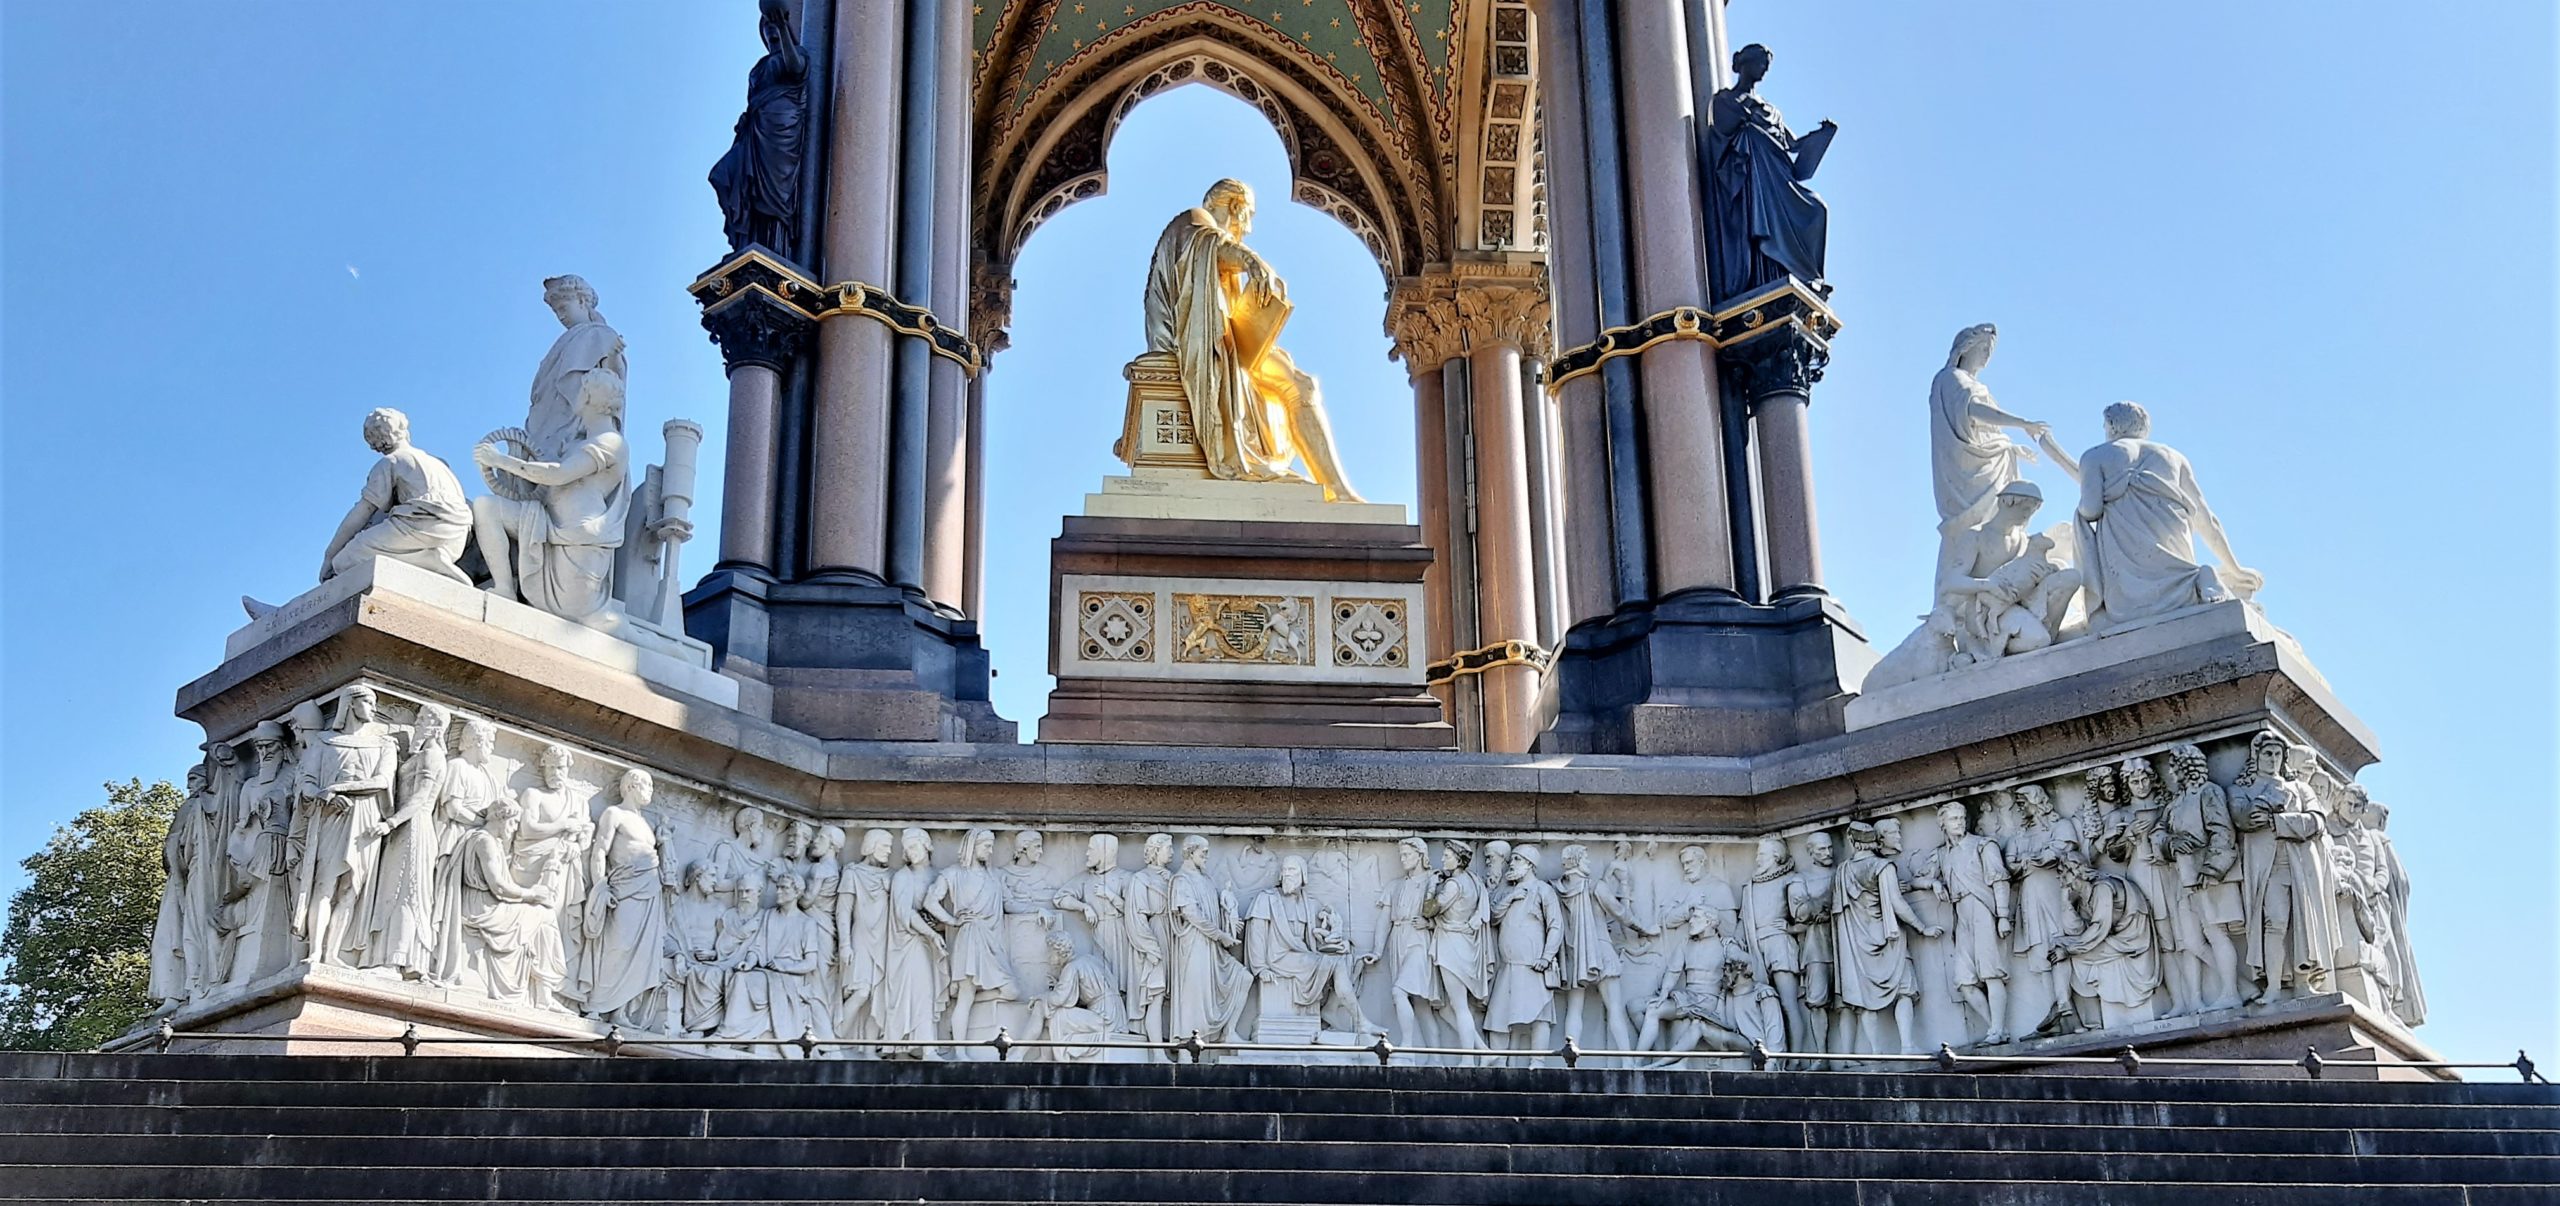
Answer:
[{"xmin": 4, "ymin": 3, "xmax": 2552, "ymax": 1059}]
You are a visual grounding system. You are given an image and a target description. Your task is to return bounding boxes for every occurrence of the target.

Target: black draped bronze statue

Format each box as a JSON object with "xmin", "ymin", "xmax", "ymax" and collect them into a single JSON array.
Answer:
[
  {"xmin": 1706, "ymin": 43, "xmax": 1836, "ymax": 301},
  {"xmin": 709, "ymin": 0, "xmax": 809, "ymax": 263}
]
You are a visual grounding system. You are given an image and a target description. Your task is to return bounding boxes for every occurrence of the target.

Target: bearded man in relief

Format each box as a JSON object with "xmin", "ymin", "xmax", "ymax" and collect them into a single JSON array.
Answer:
[{"xmin": 1143, "ymin": 178, "xmax": 1364, "ymax": 501}]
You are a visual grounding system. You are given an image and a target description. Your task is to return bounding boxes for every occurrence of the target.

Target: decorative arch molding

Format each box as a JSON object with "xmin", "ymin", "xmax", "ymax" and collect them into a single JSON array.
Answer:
[{"xmin": 974, "ymin": 18, "xmax": 1446, "ymax": 279}]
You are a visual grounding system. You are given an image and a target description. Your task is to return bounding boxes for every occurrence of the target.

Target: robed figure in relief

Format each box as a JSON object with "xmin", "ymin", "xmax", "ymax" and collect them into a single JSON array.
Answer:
[{"xmin": 1142, "ymin": 179, "xmax": 1362, "ymax": 501}]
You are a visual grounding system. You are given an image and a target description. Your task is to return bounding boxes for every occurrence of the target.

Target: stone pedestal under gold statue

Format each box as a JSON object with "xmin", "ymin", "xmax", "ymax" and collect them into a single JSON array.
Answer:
[{"xmin": 1040, "ymin": 180, "xmax": 1448, "ymax": 748}]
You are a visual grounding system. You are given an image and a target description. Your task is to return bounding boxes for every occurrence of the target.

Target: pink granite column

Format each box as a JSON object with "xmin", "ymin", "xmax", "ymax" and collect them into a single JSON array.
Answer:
[
  {"xmin": 1457, "ymin": 285, "xmax": 1550, "ymax": 755},
  {"xmin": 920, "ymin": 0, "xmax": 971, "ymax": 609},
  {"xmin": 1616, "ymin": 0, "xmax": 1738, "ymax": 599},
  {"xmin": 806, "ymin": 0, "xmax": 903, "ymax": 579},
  {"xmin": 1409, "ymin": 362, "xmax": 1457, "ymax": 718},
  {"xmin": 717, "ymin": 363, "xmax": 781, "ymax": 571},
  {"xmin": 1534, "ymin": 0, "xmax": 1619, "ymax": 631},
  {"xmin": 1757, "ymin": 391, "xmax": 1825, "ymax": 596}
]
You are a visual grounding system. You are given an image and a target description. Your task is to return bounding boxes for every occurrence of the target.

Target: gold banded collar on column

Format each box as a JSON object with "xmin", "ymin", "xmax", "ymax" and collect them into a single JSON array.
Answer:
[
  {"xmin": 1425, "ymin": 639, "xmax": 1555, "ymax": 686},
  {"xmin": 1545, "ymin": 277, "xmax": 1841, "ymax": 393},
  {"xmin": 690, "ymin": 248, "xmax": 985, "ymax": 376}
]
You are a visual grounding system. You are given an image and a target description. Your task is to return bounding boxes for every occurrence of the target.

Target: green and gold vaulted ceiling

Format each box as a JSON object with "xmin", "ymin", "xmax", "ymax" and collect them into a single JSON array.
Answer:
[
  {"xmin": 970, "ymin": 0, "xmax": 1494, "ymax": 275},
  {"xmin": 973, "ymin": 1, "xmax": 1457, "ymax": 135}
]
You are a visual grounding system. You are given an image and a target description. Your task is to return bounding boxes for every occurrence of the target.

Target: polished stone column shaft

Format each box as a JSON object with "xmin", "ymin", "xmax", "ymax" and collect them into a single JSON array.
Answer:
[
  {"xmin": 717, "ymin": 363, "xmax": 781, "ymax": 573},
  {"xmin": 1468, "ymin": 334, "xmax": 1541, "ymax": 754},
  {"xmin": 920, "ymin": 0, "xmax": 971, "ymax": 610},
  {"xmin": 883, "ymin": 0, "xmax": 941, "ymax": 595},
  {"xmin": 1757, "ymin": 390, "xmax": 1824, "ymax": 597},
  {"xmin": 1616, "ymin": 0, "xmax": 1737, "ymax": 601},
  {"xmin": 1534, "ymin": 0, "xmax": 1621, "ymax": 632},
  {"xmin": 808, "ymin": 0, "xmax": 904, "ymax": 579},
  {"xmin": 1409, "ymin": 361, "xmax": 1458, "ymax": 719}
]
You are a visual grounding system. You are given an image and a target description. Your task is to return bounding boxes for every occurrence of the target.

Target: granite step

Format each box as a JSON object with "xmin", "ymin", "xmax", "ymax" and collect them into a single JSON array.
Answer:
[
  {"xmin": 15, "ymin": 1104, "xmax": 2560, "ymax": 1158},
  {"xmin": 5, "ymin": 1075, "xmax": 2549, "ymax": 1132},
  {"xmin": 7, "ymin": 1132, "xmax": 2553, "ymax": 1185},
  {"xmin": 0, "ymin": 1166, "xmax": 2509, "ymax": 1206}
]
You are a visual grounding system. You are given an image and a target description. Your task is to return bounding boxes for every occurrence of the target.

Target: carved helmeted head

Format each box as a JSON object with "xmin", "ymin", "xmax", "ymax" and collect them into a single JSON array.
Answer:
[
  {"xmin": 1947, "ymin": 323, "xmax": 1998, "ymax": 371},
  {"xmin": 361, "ymin": 407, "xmax": 411, "ymax": 455},
  {"xmin": 248, "ymin": 720, "xmax": 290, "ymax": 770},
  {"xmin": 1994, "ymin": 479, "xmax": 2044, "ymax": 527},
  {"xmin": 338, "ymin": 685, "xmax": 379, "ymax": 729},
  {"xmin": 2103, "ymin": 401, "xmax": 2152, "ymax": 441},
  {"xmin": 542, "ymin": 274, "xmax": 601, "ymax": 327},
  {"xmin": 1203, "ymin": 178, "xmax": 1255, "ymax": 238}
]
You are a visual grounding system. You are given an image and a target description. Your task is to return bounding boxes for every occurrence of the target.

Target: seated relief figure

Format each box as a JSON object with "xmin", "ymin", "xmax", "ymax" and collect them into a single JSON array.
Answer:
[
  {"xmin": 1141, "ymin": 178, "xmax": 1363, "ymax": 501},
  {"xmin": 1245, "ymin": 855, "xmax": 1382, "ymax": 1040},
  {"xmin": 473, "ymin": 369, "xmax": 632, "ymax": 629}
]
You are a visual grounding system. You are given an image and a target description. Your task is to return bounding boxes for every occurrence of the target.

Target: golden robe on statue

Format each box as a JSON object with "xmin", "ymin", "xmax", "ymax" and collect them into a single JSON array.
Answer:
[{"xmin": 1141, "ymin": 181, "xmax": 1362, "ymax": 501}]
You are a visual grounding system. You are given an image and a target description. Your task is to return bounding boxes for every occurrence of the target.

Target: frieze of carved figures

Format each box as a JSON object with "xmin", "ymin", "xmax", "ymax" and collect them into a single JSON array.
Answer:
[{"xmin": 151, "ymin": 687, "xmax": 2421, "ymax": 1059}]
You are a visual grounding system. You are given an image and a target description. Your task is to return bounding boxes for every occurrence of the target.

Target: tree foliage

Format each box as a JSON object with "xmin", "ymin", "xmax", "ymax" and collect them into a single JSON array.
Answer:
[{"xmin": 0, "ymin": 779, "xmax": 179, "ymax": 1050}]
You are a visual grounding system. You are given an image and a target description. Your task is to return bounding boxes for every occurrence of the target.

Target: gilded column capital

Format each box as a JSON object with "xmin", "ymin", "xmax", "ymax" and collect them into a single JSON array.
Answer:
[
  {"xmin": 1385, "ymin": 286, "xmax": 1465, "ymax": 375},
  {"xmin": 1452, "ymin": 281, "xmax": 1554, "ymax": 360}
]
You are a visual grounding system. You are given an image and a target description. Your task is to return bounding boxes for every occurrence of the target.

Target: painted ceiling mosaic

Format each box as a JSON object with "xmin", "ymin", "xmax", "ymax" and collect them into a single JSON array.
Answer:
[
  {"xmin": 974, "ymin": 0, "xmax": 1457, "ymax": 137},
  {"xmin": 970, "ymin": 0, "xmax": 1535, "ymax": 279}
]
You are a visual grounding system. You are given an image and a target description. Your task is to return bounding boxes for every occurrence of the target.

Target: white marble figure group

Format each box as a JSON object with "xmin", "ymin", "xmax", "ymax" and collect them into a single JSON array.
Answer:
[
  {"xmin": 151, "ymin": 684, "xmax": 2423, "ymax": 1062},
  {"xmin": 1870, "ymin": 324, "xmax": 2266, "ymax": 691},
  {"xmin": 278, "ymin": 276, "xmax": 695, "ymax": 636}
]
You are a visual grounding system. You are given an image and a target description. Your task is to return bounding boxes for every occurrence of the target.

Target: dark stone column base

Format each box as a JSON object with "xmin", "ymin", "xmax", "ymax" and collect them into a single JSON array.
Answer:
[
  {"xmin": 1538, "ymin": 590, "xmax": 1873, "ymax": 756},
  {"xmin": 683, "ymin": 569, "xmax": 1014, "ymax": 742}
]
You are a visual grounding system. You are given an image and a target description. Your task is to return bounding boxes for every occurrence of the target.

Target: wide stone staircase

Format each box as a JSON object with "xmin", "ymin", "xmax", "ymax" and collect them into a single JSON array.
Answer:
[{"xmin": 1, "ymin": 1052, "xmax": 2553, "ymax": 1204}]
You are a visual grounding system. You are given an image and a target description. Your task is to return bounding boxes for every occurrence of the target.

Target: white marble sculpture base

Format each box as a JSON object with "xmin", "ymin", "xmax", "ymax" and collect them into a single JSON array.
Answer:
[
  {"xmin": 1083, "ymin": 472, "xmax": 1409, "ymax": 525},
  {"xmin": 1845, "ymin": 600, "xmax": 2333, "ymax": 733},
  {"xmin": 226, "ymin": 556, "xmax": 739, "ymax": 708}
]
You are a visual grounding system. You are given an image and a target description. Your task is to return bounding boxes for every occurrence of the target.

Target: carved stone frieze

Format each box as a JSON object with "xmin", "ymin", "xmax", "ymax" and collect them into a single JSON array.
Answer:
[{"xmin": 151, "ymin": 680, "xmax": 2421, "ymax": 1061}]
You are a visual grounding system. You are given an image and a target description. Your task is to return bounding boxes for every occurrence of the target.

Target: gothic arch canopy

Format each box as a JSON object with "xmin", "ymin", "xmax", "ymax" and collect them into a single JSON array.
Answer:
[{"xmin": 971, "ymin": 1, "xmax": 1536, "ymax": 282}]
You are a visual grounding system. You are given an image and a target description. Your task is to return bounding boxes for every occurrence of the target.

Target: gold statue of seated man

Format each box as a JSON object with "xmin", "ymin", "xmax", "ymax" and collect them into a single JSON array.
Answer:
[{"xmin": 1136, "ymin": 179, "xmax": 1363, "ymax": 502}]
